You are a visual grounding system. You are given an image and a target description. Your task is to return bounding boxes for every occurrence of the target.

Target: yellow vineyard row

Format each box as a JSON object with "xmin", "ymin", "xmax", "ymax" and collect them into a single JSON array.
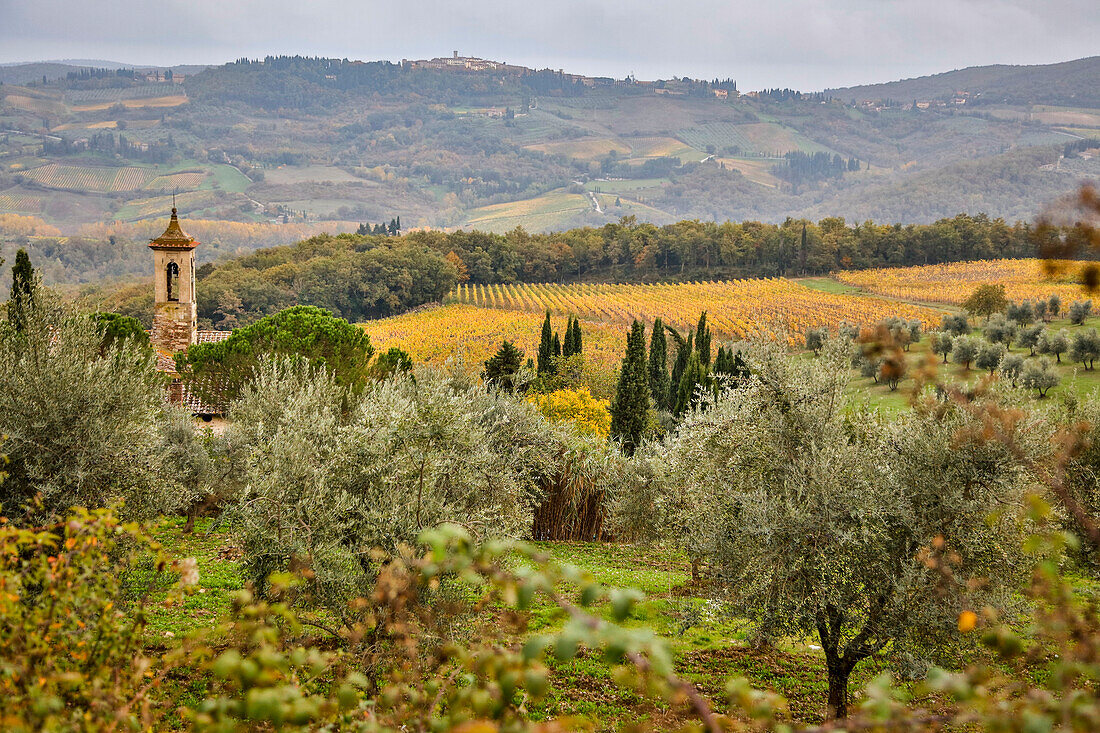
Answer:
[{"xmin": 446, "ymin": 279, "xmax": 943, "ymax": 346}]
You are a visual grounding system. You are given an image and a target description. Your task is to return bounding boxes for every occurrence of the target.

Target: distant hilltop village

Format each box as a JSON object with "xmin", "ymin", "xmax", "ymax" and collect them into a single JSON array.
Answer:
[
  {"xmin": 400, "ymin": 51, "xmax": 616, "ymax": 88},
  {"xmin": 399, "ymin": 52, "xmax": 739, "ymax": 97}
]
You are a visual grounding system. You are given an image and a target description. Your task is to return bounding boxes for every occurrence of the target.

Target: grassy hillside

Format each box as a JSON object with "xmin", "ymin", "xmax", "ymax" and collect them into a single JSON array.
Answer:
[{"xmin": 1, "ymin": 55, "xmax": 1097, "ymax": 234}]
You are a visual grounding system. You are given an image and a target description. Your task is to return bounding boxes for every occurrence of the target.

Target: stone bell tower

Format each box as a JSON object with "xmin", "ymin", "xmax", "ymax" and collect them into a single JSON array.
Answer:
[{"xmin": 149, "ymin": 208, "xmax": 198, "ymax": 353}]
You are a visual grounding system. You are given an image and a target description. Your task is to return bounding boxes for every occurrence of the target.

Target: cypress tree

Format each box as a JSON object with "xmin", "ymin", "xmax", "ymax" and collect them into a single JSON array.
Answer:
[
  {"xmin": 9, "ymin": 248, "xmax": 36, "ymax": 332},
  {"xmin": 674, "ymin": 351, "xmax": 708, "ymax": 416},
  {"xmin": 537, "ymin": 310, "xmax": 553, "ymax": 375},
  {"xmin": 648, "ymin": 317, "xmax": 670, "ymax": 411},
  {"xmin": 610, "ymin": 320, "xmax": 651, "ymax": 456},
  {"xmin": 562, "ymin": 317, "xmax": 575, "ymax": 357},
  {"xmin": 695, "ymin": 311, "xmax": 712, "ymax": 367},
  {"xmin": 668, "ymin": 330, "xmax": 692, "ymax": 410},
  {"xmin": 552, "ymin": 332, "xmax": 561, "ymax": 359},
  {"xmin": 572, "ymin": 317, "xmax": 583, "ymax": 355}
]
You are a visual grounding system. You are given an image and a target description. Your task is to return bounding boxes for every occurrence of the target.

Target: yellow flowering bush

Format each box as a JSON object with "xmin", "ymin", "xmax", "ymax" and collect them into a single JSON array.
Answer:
[{"xmin": 527, "ymin": 387, "xmax": 611, "ymax": 438}]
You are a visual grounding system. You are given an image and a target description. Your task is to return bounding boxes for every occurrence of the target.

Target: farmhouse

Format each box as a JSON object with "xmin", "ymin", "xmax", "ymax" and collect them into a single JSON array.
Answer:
[{"xmin": 148, "ymin": 208, "xmax": 229, "ymax": 416}]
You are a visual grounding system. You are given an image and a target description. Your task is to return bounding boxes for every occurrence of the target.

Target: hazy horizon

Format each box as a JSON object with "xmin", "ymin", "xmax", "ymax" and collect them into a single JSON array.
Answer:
[{"xmin": 2, "ymin": 0, "xmax": 1097, "ymax": 91}]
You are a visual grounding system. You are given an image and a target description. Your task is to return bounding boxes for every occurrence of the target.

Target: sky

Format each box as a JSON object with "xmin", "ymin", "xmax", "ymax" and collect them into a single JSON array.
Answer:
[{"xmin": 1, "ymin": 0, "xmax": 1097, "ymax": 90}]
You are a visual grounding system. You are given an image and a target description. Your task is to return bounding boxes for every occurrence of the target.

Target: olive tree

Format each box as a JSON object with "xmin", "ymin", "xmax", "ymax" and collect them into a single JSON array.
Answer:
[
  {"xmin": 1070, "ymin": 328, "xmax": 1100, "ymax": 370},
  {"xmin": 975, "ymin": 341, "xmax": 1007, "ymax": 375},
  {"xmin": 646, "ymin": 342, "xmax": 1030, "ymax": 719},
  {"xmin": 931, "ymin": 331, "xmax": 954, "ymax": 363},
  {"xmin": 1021, "ymin": 357, "xmax": 1060, "ymax": 398},
  {"xmin": 1017, "ymin": 324, "xmax": 1045, "ymax": 356},
  {"xmin": 941, "ymin": 313, "xmax": 970, "ymax": 337},
  {"xmin": 1038, "ymin": 328, "xmax": 1070, "ymax": 363},
  {"xmin": 982, "ymin": 314, "xmax": 1017, "ymax": 348},
  {"xmin": 227, "ymin": 359, "xmax": 574, "ymax": 613},
  {"xmin": 1069, "ymin": 300, "xmax": 1093, "ymax": 325},
  {"xmin": 0, "ymin": 293, "xmax": 165, "ymax": 523},
  {"xmin": 951, "ymin": 335, "xmax": 981, "ymax": 370}
]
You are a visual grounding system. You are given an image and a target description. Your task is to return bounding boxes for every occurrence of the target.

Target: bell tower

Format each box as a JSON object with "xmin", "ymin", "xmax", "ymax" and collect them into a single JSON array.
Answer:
[{"xmin": 149, "ymin": 207, "xmax": 198, "ymax": 353}]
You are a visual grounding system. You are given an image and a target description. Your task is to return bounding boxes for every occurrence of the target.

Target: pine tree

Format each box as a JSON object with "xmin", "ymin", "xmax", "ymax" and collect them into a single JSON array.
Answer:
[
  {"xmin": 695, "ymin": 311, "xmax": 712, "ymax": 367},
  {"xmin": 648, "ymin": 317, "xmax": 670, "ymax": 411},
  {"xmin": 483, "ymin": 340, "xmax": 524, "ymax": 393},
  {"xmin": 675, "ymin": 351, "xmax": 709, "ymax": 416},
  {"xmin": 9, "ymin": 248, "xmax": 36, "ymax": 332},
  {"xmin": 610, "ymin": 320, "xmax": 651, "ymax": 456},
  {"xmin": 537, "ymin": 310, "xmax": 554, "ymax": 375}
]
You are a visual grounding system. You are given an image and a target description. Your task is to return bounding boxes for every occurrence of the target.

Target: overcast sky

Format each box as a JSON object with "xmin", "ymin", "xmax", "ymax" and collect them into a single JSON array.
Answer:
[{"xmin": 1, "ymin": 0, "xmax": 1097, "ymax": 90}]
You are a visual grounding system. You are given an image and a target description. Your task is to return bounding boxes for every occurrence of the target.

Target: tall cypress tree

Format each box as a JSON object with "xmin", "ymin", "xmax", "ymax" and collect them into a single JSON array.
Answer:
[
  {"xmin": 537, "ymin": 310, "xmax": 553, "ymax": 375},
  {"xmin": 675, "ymin": 351, "xmax": 709, "ymax": 416},
  {"xmin": 648, "ymin": 317, "xmax": 670, "ymax": 411},
  {"xmin": 562, "ymin": 317, "xmax": 575, "ymax": 357},
  {"xmin": 552, "ymin": 332, "xmax": 561, "ymax": 359},
  {"xmin": 668, "ymin": 330, "xmax": 692, "ymax": 410},
  {"xmin": 9, "ymin": 248, "xmax": 36, "ymax": 332},
  {"xmin": 572, "ymin": 317, "xmax": 583, "ymax": 355},
  {"xmin": 610, "ymin": 320, "xmax": 651, "ymax": 456},
  {"xmin": 695, "ymin": 311, "xmax": 712, "ymax": 367}
]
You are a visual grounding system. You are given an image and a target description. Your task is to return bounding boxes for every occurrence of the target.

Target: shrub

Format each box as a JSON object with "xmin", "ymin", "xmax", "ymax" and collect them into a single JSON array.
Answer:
[{"xmin": 999, "ymin": 353, "xmax": 1025, "ymax": 386}]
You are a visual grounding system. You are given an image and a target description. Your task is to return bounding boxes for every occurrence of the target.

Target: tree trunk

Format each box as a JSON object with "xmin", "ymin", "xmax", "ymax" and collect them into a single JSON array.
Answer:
[{"xmin": 826, "ymin": 663, "xmax": 852, "ymax": 719}]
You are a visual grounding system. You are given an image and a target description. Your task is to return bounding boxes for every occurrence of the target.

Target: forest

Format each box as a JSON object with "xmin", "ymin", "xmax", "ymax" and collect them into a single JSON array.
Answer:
[{"xmin": 70, "ymin": 211, "xmax": 1051, "ymax": 330}]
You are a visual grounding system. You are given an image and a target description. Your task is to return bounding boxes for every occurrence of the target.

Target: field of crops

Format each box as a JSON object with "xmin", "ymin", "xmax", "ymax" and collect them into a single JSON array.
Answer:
[
  {"xmin": 462, "ymin": 191, "xmax": 591, "ymax": 233},
  {"xmin": 23, "ymin": 163, "xmax": 152, "ymax": 192},
  {"xmin": 447, "ymin": 279, "xmax": 943, "ymax": 346},
  {"xmin": 835, "ymin": 259, "xmax": 1093, "ymax": 307},
  {"xmin": 524, "ymin": 138, "xmax": 631, "ymax": 160}
]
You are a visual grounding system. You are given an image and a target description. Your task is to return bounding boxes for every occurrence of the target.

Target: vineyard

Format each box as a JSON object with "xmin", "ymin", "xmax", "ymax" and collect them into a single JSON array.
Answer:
[
  {"xmin": 446, "ymin": 279, "xmax": 943, "ymax": 345},
  {"xmin": 361, "ymin": 304, "xmax": 626, "ymax": 384},
  {"xmin": 835, "ymin": 259, "xmax": 1093, "ymax": 306},
  {"xmin": 22, "ymin": 163, "xmax": 152, "ymax": 192},
  {"xmin": 145, "ymin": 171, "xmax": 206, "ymax": 191},
  {"xmin": 64, "ymin": 84, "xmax": 180, "ymax": 103},
  {"xmin": 0, "ymin": 193, "xmax": 44, "ymax": 213}
]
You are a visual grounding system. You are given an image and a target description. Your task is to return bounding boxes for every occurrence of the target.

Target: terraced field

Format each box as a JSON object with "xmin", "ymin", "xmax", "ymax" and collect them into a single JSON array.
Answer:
[
  {"xmin": 70, "ymin": 95, "xmax": 188, "ymax": 112},
  {"xmin": 64, "ymin": 84, "xmax": 181, "ymax": 103},
  {"xmin": 23, "ymin": 163, "xmax": 152, "ymax": 192}
]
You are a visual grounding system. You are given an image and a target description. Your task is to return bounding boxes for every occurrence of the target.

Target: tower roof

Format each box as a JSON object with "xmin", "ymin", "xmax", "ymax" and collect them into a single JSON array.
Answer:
[{"xmin": 149, "ymin": 208, "xmax": 199, "ymax": 250}]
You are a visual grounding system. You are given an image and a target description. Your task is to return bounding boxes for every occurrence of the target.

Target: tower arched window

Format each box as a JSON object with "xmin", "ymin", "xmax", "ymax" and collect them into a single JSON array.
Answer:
[{"xmin": 166, "ymin": 261, "xmax": 180, "ymax": 302}]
